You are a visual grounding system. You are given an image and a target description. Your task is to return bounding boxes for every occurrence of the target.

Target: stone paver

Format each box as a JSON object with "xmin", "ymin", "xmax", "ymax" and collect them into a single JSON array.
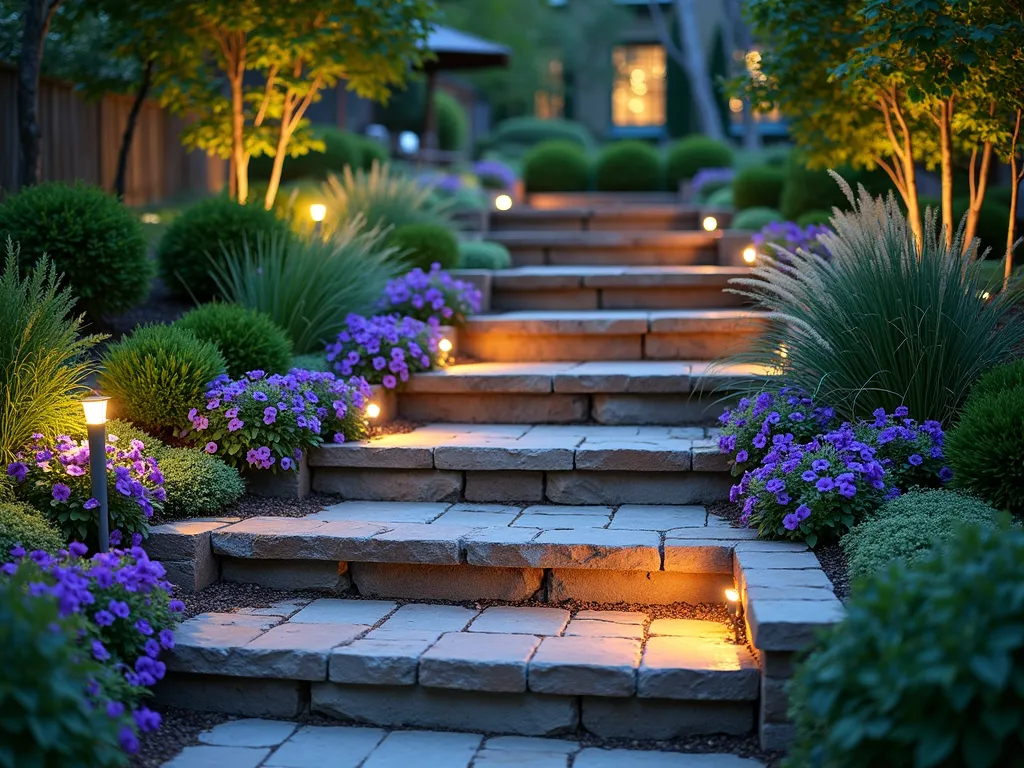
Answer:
[
  {"xmin": 238, "ymin": 622, "xmax": 368, "ymax": 680},
  {"xmin": 198, "ymin": 719, "xmax": 297, "ymax": 748},
  {"xmin": 163, "ymin": 745, "xmax": 269, "ymax": 768},
  {"xmin": 610, "ymin": 505, "xmax": 706, "ymax": 530},
  {"xmin": 639, "ymin": 636, "xmax": 759, "ymax": 701},
  {"xmin": 511, "ymin": 513, "xmax": 611, "ymax": 529},
  {"xmin": 468, "ymin": 606, "xmax": 571, "ymax": 636},
  {"xmin": 289, "ymin": 599, "xmax": 396, "ymax": 626},
  {"xmin": 379, "ymin": 604, "xmax": 478, "ymax": 633},
  {"xmin": 529, "ymin": 636, "xmax": 641, "ymax": 696},
  {"xmin": 362, "ymin": 730, "xmax": 483, "ymax": 768},
  {"xmin": 265, "ymin": 726, "xmax": 386, "ymax": 768},
  {"xmin": 420, "ymin": 632, "xmax": 541, "ymax": 692},
  {"xmin": 329, "ymin": 629, "xmax": 441, "ymax": 685},
  {"xmin": 563, "ymin": 618, "xmax": 644, "ymax": 641},
  {"xmin": 747, "ymin": 598, "xmax": 846, "ymax": 651},
  {"xmin": 311, "ymin": 502, "xmax": 448, "ymax": 524}
]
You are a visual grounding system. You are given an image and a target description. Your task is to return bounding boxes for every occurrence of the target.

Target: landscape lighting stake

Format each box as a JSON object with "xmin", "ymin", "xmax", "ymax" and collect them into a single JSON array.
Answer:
[
  {"xmin": 366, "ymin": 403, "xmax": 381, "ymax": 419},
  {"xmin": 494, "ymin": 194, "xmax": 513, "ymax": 211},
  {"xmin": 310, "ymin": 203, "xmax": 326, "ymax": 237},
  {"xmin": 81, "ymin": 395, "xmax": 111, "ymax": 553},
  {"xmin": 702, "ymin": 216, "xmax": 718, "ymax": 231},
  {"xmin": 725, "ymin": 588, "xmax": 742, "ymax": 643},
  {"xmin": 742, "ymin": 246, "xmax": 757, "ymax": 264}
]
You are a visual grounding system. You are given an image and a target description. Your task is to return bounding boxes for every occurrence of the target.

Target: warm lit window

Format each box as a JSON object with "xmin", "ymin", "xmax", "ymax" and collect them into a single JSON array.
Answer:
[
  {"xmin": 611, "ymin": 44, "xmax": 666, "ymax": 127},
  {"xmin": 535, "ymin": 58, "xmax": 565, "ymax": 119}
]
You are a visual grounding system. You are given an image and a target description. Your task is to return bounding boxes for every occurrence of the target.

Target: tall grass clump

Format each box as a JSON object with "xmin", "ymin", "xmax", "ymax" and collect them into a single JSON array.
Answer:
[
  {"xmin": 322, "ymin": 161, "xmax": 451, "ymax": 234},
  {"xmin": 212, "ymin": 220, "xmax": 402, "ymax": 355},
  {"xmin": 726, "ymin": 178, "xmax": 1024, "ymax": 424},
  {"xmin": 0, "ymin": 239, "xmax": 103, "ymax": 465}
]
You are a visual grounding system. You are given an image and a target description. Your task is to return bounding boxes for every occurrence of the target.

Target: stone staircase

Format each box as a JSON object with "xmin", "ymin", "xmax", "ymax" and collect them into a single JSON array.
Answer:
[{"xmin": 151, "ymin": 202, "xmax": 843, "ymax": 757}]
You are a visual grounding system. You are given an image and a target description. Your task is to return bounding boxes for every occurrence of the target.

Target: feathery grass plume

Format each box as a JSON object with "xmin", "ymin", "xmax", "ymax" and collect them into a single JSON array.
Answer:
[
  {"xmin": 724, "ymin": 176, "xmax": 1024, "ymax": 424},
  {"xmin": 211, "ymin": 217, "xmax": 402, "ymax": 355},
  {"xmin": 0, "ymin": 237, "xmax": 103, "ymax": 464}
]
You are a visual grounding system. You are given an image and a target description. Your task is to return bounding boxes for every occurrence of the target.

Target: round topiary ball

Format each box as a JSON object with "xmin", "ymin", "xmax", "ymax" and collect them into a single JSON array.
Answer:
[
  {"xmin": 457, "ymin": 240, "xmax": 512, "ymax": 270},
  {"xmin": 0, "ymin": 182, "xmax": 151, "ymax": 319},
  {"xmin": 0, "ymin": 501, "xmax": 65, "ymax": 555},
  {"xmin": 153, "ymin": 446, "xmax": 244, "ymax": 518},
  {"xmin": 969, "ymin": 359, "xmax": 1024, "ymax": 402},
  {"xmin": 176, "ymin": 302, "xmax": 293, "ymax": 378},
  {"xmin": 98, "ymin": 324, "xmax": 227, "ymax": 438},
  {"xmin": 522, "ymin": 140, "xmax": 590, "ymax": 193},
  {"xmin": 387, "ymin": 223, "xmax": 460, "ymax": 271},
  {"xmin": 732, "ymin": 165, "xmax": 787, "ymax": 211},
  {"xmin": 665, "ymin": 136, "xmax": 735, "ymax": 190},
  {"xmin": 594, "ymin": 141, "xmax": 662, "ymax": 192},
  {"xmin": 157, "ymin": 197, "xmax": 291, "ymax": 302},
  {"xmin": 732, "ymin": 206, "xmax": 784, "ymax": 230}
]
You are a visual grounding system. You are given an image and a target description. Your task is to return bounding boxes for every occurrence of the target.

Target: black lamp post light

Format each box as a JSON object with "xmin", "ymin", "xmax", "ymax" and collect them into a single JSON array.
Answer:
[{"xmin": 81, "ymin": 395, "xmax": 111, "ymax": 553}]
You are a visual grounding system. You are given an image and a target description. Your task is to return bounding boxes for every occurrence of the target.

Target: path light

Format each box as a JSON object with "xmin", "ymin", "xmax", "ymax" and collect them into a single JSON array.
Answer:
[
  {"xmin": 981, "ymin": 290, "xmax": 992, "ymax": 301},
  {"xmin": 366, "ymin": 403, "xmax": 381, "ymax": 419},
  {"xmin": 742, "ymin": 246, "xmax": 757, "ymax": 264},
  {"xmin": 438, "ymin": 338, "xmax": 453, "ymax": 354},
  {"xmin": 495, "ymin": 194, "xmax": 513, "ymax": 212},
  {"xmin": 309, "ymin": 203, "xmax": 326, "ymax": 223},
  {"xmin": 82, "ymin": 395, "xmax": 111, "ymax": 553},
  {"xmin": 702, "ymin": 216, "xmax": 718, "ymax": 232},
  {"xmin": 725, "ymin": 587, "xmax": 743, "ymax": 643}
]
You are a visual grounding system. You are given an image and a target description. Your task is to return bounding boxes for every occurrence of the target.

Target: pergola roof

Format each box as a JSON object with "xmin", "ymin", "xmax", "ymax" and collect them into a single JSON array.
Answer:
[{"xmin": 422, "ymin": 25, "xmax": 511, "ymax": 71}]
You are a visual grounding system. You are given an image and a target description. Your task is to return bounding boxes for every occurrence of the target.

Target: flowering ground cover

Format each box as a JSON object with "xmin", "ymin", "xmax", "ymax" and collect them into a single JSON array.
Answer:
[
  {"xmin": 377, "ymin": 262, "xmax": 481, "ymax": 327},
  {"xmin": 326, "ymin": 313, "xmax": 440, "ymax": 389}
]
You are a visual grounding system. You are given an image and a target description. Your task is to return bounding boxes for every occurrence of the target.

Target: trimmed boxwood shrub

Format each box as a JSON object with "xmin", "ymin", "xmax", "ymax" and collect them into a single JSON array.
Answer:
[
  {"xmin": 522, "ymin": 140, "xmax": 590, "ymax": 193},
  {"xmin": 947, "ymin": 384, "xmax": 1024, "ymax": 517},
  {"xmin": 787, "ymin": 520, "xmax": 1024, "ymax": 768},
  {"xmin": 840, "ymin": 489, "xmax": 1001, "ymax": 583},
  {"xmin": 157, "ymin": 197, "xmax": 291, "ymax": 302},
  {"xmin": 0, "ymin": 182, "xmax": 151, "ymax": 318},
  {"xmin": 706, "ymin": 186, "xmax": 733, "ymax": 207},
  {"xmin": 154, "ymin": 447, "xmax": 244, "ymax": 519},
  {"xmin": 458, "ymin": 240, "xmax": 512, "ymax": 270},
  {"xmin": 0, "ymin": 501, "xmax": 64, "ymax": 555},
  {"xmin": 732, "ymin": 206, "xmax": 784, "ymax": 230},
  {"xmin": 98, "ymin": 325, "xmax": 226, "ymax": 438},
  {"xmin": 733, "ymin": 165, "xmax": 786, "ymax": 211},
  {"xmin": 969, "ymin": 358, "xmax": 1024, "ymax": 401},
  {"xmin": 780, "ymin": 163, "xmax": 850, "ymax": 221},
  {"xmin": 387, "ymin": 223, "xmax": 460, "ymax": 271},
  {"xmin": 435, "ymin": 91, "xmax": 469, "ymax": 151},
  {"xmin": 482, "ymin": 117, "xmax": 596, "ymax": 152},
  {"xmin": 665, "ymin": 136, "xmax": 734, "ymax": 189},
  {"xmin": 176, "ymin": 303, "xmax": 293, "ymax": 378},
  {"xmin": 594, "ymin": 141, "xmax": 662, "ymax": 192}
]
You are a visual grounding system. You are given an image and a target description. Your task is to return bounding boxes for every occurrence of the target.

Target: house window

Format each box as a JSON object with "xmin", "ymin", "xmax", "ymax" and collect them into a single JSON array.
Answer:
[
  {"xmin": 535, "ymin": 58, "xmax": 565, "ymax": 119},
  {"xmin": 611, "ymin": 44, "xmax": 666, "ymax": 127}
]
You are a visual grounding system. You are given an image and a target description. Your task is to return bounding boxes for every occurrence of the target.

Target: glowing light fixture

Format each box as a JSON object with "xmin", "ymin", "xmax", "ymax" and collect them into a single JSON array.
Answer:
[
  {"xmin": 140, "ymin": 213, "xmax": 161, "ymax": 225},
  {"xmin": 366, "ymin": 403, "xmax": 381, "ymax": 419},
  {"xmin": 438, "ymin": 338, "xmax": 453, "ymax": 354},
  {"xmin": 82, "ymin": 395, "xmax": 109, "ymax": 426},
  {"xmin": 494, "ymin": 194, "xmax": 513, "ymax": 212},
  {"xmin": 725, "ymin": 588, "xmax": 740, "ymax": 603},
  {"xmin": 742, "ymin": 246, "xmax": 757, "ymax": 264},
  {"xmin": 702, "ymin": 216, "xmax": 718, "ymax": 232},
  {"xmin": 981, "ymin": 290, "xmax": 992, "ymax": 300},
  {"xmin": 82, "ymin": 395, "xmax": 111, "ymax": 552},
  {"xmin": 725, "ymin": 587, "xmax": 743, "ymax": 642},
  {"xmin": 309, "ymin": 203, "xmax": 327, "ymax": 223}
]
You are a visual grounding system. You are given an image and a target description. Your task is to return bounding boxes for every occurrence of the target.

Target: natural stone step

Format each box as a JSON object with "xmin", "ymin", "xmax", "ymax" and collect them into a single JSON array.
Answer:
[
  {"xmin": 307, "ymin": 423, "xmax": 732, "ymax": 505},
  {"xmin": 525, "ymin": 192, "xmax": 684, "ymax": 209},
  {"xmin": 397, "ymin": 361, "xmax": 766, "ymax": 425},
  {"xmin": 158, "ymin": 602, "xmax": 759, "ymax": 740},
  {"xmin": 490, "ymin": 266, "xmax": 749, "ymax": 311},
  {"xmin": 484, "ymin": 205, "xmax": 733, "ymax": 233},
  {"xmin": 459, "ymin": 310, "xmax": 767, "ymax": 362},
  {"xmin": 486, "ymin": 230, "xmax": 721, "ymax": 268}
]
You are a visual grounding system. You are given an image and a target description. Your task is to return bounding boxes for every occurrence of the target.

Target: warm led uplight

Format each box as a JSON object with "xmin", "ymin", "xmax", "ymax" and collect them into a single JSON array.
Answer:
[
  {"xmin": 702, "ymin": 216, "xmax": 718, "ymax": 232},
  {"xmin": 366, "ymin": 403, "xmax": 381, "ymax": 419},
  {"xmin": 81, "ymin": 395, "xmax": 110, "ymax": 426},
  {"xmin": 438, "ymin": 338, "xmax": 453, "ymax": 354},
  {"xmin": 495, "ymin": 194, "xmax": 513, "ymax": 211},
  {"xmin": 309, "ymin": 203, "xmax": 327, "ymax": 223},
  {"xmin": 981, "ymin": 291, "xmax": 992, "ymax": 300},
  {"xmin": 725, "ymin": 588, "xmax": 740, "ymax": 603},
  {"xmin": 742, "ymin": 246, "xmax": 757, "ymax": 264}
]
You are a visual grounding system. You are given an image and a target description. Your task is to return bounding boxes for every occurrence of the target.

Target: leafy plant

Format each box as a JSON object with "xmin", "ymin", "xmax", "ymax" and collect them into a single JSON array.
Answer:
[
  {"xmin": 435, "ymin": 90, "xmax": 468, "ymax": 151},
  {"xmin": 522, "ymin": 140, "xmax": 590, "ymax": 193},
  {"xmin": 594, "ymin": 141, "xmax": 662, "ymax": 192},
  {"xmin": 0, "ymin": 501, "xmax": 64, "ymax": 556},
  {"xmin": 473, "ymin": 160, "xmax": 517, "ymax": 191},
  {"xmin": 0, "ymin": 182, "xmax": 151, "ymax": 319},
  {"xmin": 841, "ymin": 489, "xmax": 1001, "ymax": 583},
  {"xmin": 786, "ymin": 520, "xmax": 1024, "ymax": 768},
  {"xmin": 153, "ymin": 447, "xmax": 244, "ymax": 519},
  {"xmin": 691, "ymin": 168, "xmax": 736, "ymax": 202},
  {"xmin": 176, "ymin": 303, "xmax": 293, "ymax": 378},
  {"xmin": 727, "ymin": 181, "xmax": 1024, "ymax": 423},
  {"xmin": 290, "ymin": 354, "xmax": 331, "ymax": 372},
  {"xmin": 458, "ymin": 240, "xmax": 512, "ymax": 270},
  {"xmin": 480, "ymin": 116, "xmax": 596, "ymax": 153},
  {"xmin": 378, "ymin": 264, "xmax": 481, "ymax": 327},
  {"xmin": 387, "ymin": 223, "xmax": 460, "ymax": 272},
  {"xmin": 732, "ymin": 206, "xmax": 784, "ymax": 230},
  {"xmin": 327, "ymin": 314, "xmax": 439, "ymax": 389},
  {"xmin": 99, "ymin": 325, "xmax": 227, "ymax": 438},
  {"xmin": 732, "ymin": 165, "xmax": 786, "ymax": 211},
  {"xmin": 211, "ymin": 223, "xmax": 401, "ymax": 355},
  {"xmin": 156, "ymin": 197, "xmax": 292, "ymax": 302},
  {"xmin": 665, "ymin": 136, "xmax": 735, "ymax": 190},
  {"xmin": 322, "ymin": 162, "xmax": 452, "ymax": 233},
  {"xmin": 0, "ymin": 240, "xmax": 102, "ymax": 466}
]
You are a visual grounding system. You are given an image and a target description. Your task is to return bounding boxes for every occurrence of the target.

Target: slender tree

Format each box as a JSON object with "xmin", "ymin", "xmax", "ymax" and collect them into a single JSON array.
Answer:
[{"xmin": 15, "ymin": 0, "xmax": 61, "ymax": 187}]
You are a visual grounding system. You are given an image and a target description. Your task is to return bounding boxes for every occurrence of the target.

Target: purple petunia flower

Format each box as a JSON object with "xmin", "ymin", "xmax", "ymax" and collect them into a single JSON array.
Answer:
[
  {"xmin": 782, "ymin": 513, "xmax": 801, "ymax": 531},
  {"xmin": 205, "ymin": 442, "xmax": 218, "ymax": 454},
  {"xmin": 52, "ymin": 483, "xmax": 71, "ymax": 502},
  {"xmin": 815, "ymin": 477, "xmax": 835, "ymax": 492},
  {"xmin": 735, "ymin": 449, "xmax": 749, "ymax": 464},
  {"xmin": 92, "ymin": 640, "xmax": 110, "ymax": 661},
  {"xmin": 939, "ymin": 466, "xmax": 953, "ymax": 483},
  {"xmin": 794, "ymin": 504, "xmax": 812, "ymax": 521},
  {"xmin": 907, "ymin": 453, "xmax": 923, "ymax": 466}
]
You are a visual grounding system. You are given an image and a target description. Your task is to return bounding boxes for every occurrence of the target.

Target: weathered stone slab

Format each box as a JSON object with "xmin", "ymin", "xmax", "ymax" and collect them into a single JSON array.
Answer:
[
  {"xmin": 146, "ymin": 519, "xmax": 237, "ymax": 561},
  {"xmin": 155, "ymin": 673, "xmax": 307, "ymax": 718},
  {"xmin": 350, "ymin": 563, "xmax": 543, "ymax": 602},
  {"xmin": 647, "ymin": 619, "xmax": 729, "ymax": 638},
  {"xmin": 744, "ymin": 585, "xmax": 837, "ymax": 602},
  {"xmin": 761, "ymin": 674, "xmax": 789, "ymax": 723},
  {"xmin": 563, "ymin": 619, "xmax": 644, "ymax": 641},
  {"xmin": 550, "ymin": 569, "xmax": 732, "ymax": 606},
  {"xmin": 731, "ymin": 540, "xmax": 809, "ymax": 553},
  {"xmin": 378, "ymin": 603, "xmax": 478, "ymax": 633},
  {"xmin": 590, "ymin": 394, "xmax": 716, "ymax": 427},
  {"xmin": 214, "ymin": 518, "xmax": 390, "ymax": 561},
  {"xmin": 553, "ymin": 361, "xmax": 690, "ymax": 394},
  {"xmin": 638, "ymin": 636, "xmax": 758, "ymax": 700},
  {"xmin": 464, "ymin": 471, "xmax": 545, "ymax": 502},
  {"xmin": 691, "ymin": 443, "xmax": 731, "ymax": 472},
  {"xmin": 162, "ymin": 555, "xmax": 220, "ymax": 594},
  {"xmin": 463, "ymin": 528, "xmax": 540, "ymax": 567},
  {"xmin": 545, "ymin": 471, "xmax": 732, "ymax": 505},
  {"xmin": 581, "ymin": 697, "xmax": 754, "ymax": 740},
  {"xmin": 311, "ymin": 683, "xmax": 579, "ymax": 736},
  {"xmin": 232, "ymin": 622, "xmax": 368, "ymax": 680},
  {"xmin": 163, "ymin": 745, "xmax": 269, "ymax": 768},
  {"xmin": 432, "ymin": 505, "xmax": 520, "ymax": 527},
  {"xmin": 609, "ymin": 505, "xmax": 706, "ymax": 530},
  {"xmin": 329, "ymin": 629, "xmax": 440, "ymax": 686},
  {"xmin": 168, "ymin": 616, "xmax": 271, "ymax": 675},
  {"xmin": 747, "ymin": 598, "xmax": 846, "ymax": 652},
  {"xmin": 460, "ymin": 332, "xmax": 643, "ymax": 363},
  {"xmin": 311, "ymin": 502, "xmax": 450, "ymax": 524},
  {"xmin": 435, "ymin": 443, "xmax": 575, "ymax": 471},
  {"xmin": 362, "ymin": 731, "xmax": 483, "ymax": 768},
  {"xmin": 738, "ymin": 567, "xmax": 834, "ymax": 593},
  {"xmin": 221, "ymin": 558, "xmax": 350, "ymax": 593},
  {"xmin": 289, "ymin": 599, "xmax": 396, "ymax": 626},
  {"xmin": 420, "ymin": 632, "xmax": 541, "ymax": 692},
  {"xmin": 308, "ymin": 443, "xmax": 434, "ymax": 469},
  {"xmin": 529, "ymin": 636, "xmax": 641, "ymax": 696},
  {"xmin": 198, "ymin": 718, "xmax": 297, "ymax": 748},
  {"xmin": 466, "ymin": 311, "xmax": 650, "ymax": 336},
  {"xmin": 734, "ymin": 550, "xmax": 821, "ymax": 571},
  {"xmin": 574, "ymin": 747, "xmax": 761, "ymax": 767},
  {"xmin": 759, "ymin": 721, "xmax": 796, "ymax": 752},
  {"xmin": 466, "ymin": 529, "xmax": 659, "ymax": 571},
  {"xmin": 663, "ymin": 541, "xmax": 734, "ymax": 574},
  {"xmin": 511, "ymin": 513, "xmax": 611, "ymax": 529},
  {"xmin": 574, "ymin": 442, "xmax": 692, "ymax": 472},
  {"xmin": 351, "ymin": 523, "xmax": 471, "ymax": 565},
  {"xmin": 269, "ymin": 725, "xmax": 386, "ymax": 768},
  {"xmin": 403, "ymin": 362, "xmax": 569, "ymax": 394},
  {"xmin": 468, "ymin": 606, "xmax": 570, "ymax": 636},
  {"xmin": 313, "ymin": 469, "xmax": 463, "ymax": 502},
  {"xmin": 399, "ymin": 393, "xmax": 590, "ymax": 426}
]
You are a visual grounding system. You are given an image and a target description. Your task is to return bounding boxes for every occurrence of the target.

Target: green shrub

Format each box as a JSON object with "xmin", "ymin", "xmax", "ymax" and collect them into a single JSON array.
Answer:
[
  {"xmin": 732, "ymin": 165, "xmax": 786, "ymax": 211},
  {"xmin": 105, "ymin": 417, "xmax": 162, "ymax": 449},
  {"xmin": 947, "ymin": 387, "xmax": 1024, "ymax": 517},
  {"xmin": 729, "ymin": 181, "xmax": 1024, "ymax": 423},
  {"xmin": 291, "ymin": 353, "xmax": 331, "ymax": 372},
  {"xmin": 156, "ymin": 196, "xmax": 292, "ymax": 302},
  {"xmin": 665, "ymin": 136, "xmax": 734, "ymax": 189},
  {"xmin": 0, "ymin": 182, "xmax": 151, "ymax": 319},
  {"xmin": 458, "ymin": 240, "xmax": 512, "ymax": 270},
  {"xmin": 212, "ymin": 225, "xmax": 401, "ymax": 355},
  {"xmin": 435, "ymin": 91, "xmax": 469, "ymax": 151},
  {"xmin": 787, "ymin": 521, "xmax": 1024, "ymax": 768},
  {"xmin": 154, "ymin": 446, "xmax": 243, "ymax": 519},
  {"xmin": 795, "ymin": 210, "xmax": 832, "ymax": 227},
  {"xmin": 250, "ymin": 126, "xmax": 364, "ymax": 183},
  {"xmin": 358, "ymin": 137, "xmax": 389, "ymax": 170},
  {"xmin": 0, "ymin": 577, "xmax": 131, "ymax": 768},
  {"xmin": 780, "ymin": 162, "xmax": 851, "ymax": 221},
  {"xmin": 323, "ymin": 162, "xmax": 451, "ymax": 232},
  {"xmin": 176, "ymin": 303, "xmax": 293, "ymax": 378},
  {"xmin": 0, "ymin": 501, "xmax": 64, "ymax": 555},
  {"xmin": 522, "ymin": 140, "xmax": 590, "ymax": 193},
  {"xmin": 732, "ymin": 206, "xmax": 784, "ymax": 230},
  {"xmin": 387, "ymin": 223, "xmax": 460, "ymax": 272},
  {"xmin": 98, "ymin": 325, "xmax": 226, "ymax": 437},
  {"xmin": 706, "ymin": 186, "xmax": 733, "ymax": 207},
  {"xmin": 482, "ymin": 117, "xmax": 596, "ymax": 152},
  {"xmin": 840, "ymin": 489, "xmax": 1001, "ymax": 583},
  {"xmin": 594, "ymin": 141, "xmax": 662, "ymax": 192},
  {"xmin": 969, "ymin": 358, "xmax": 1024, "ymax": 401},
  {"xmin": 0, "ymin": 241, "xmax": 101, "ymax": 466}
]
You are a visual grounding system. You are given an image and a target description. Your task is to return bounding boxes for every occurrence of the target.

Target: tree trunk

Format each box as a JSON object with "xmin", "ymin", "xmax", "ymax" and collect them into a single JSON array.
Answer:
[
  {"xmin": 16, "ymin": 0, "xmax": 61, "ymax": 188},
  {"xmin": 938, "ymin": 99, "xmax": 954, "ymax": 248},
  {"xmin": 724, "ymin": 0, "xmax": 760, "ymax": 151},
  {"xmin": 230, "ymin": 69, "xmax": 247, "ymax": 203},
  {"xmin": 673, "ymin": 0, "xmax": 726, "ymax": 142},
  {"xmin": 264, "ymin": 97, "xmax": 295, "ymax": 211},
  {"xmin": 1006, "ymin": 110, "xmax": 1023, "ymax": 291},
  {"xmin": 962, "ymin": 141, "xmax": 992, "ymax": 256},
  {"xmin": 113, "ymin": 60, "xmax": 154, "ymax": 201}
]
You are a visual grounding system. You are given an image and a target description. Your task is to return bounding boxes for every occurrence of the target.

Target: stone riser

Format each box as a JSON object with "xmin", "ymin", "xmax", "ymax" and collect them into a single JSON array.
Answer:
[
  {"xmin": 311, "ymin": 468, "xmax": 733, "ymax": 505},
  {"xmin": 492, "ymin": 286, "xmax": 747, "ymax": 312},
  {"xmin": 157, "ymin": 674, "xmax": 755, "ymax": 740},
  {"xmin": 459, "ymin": 331, "xmax": 756, "ymax": 362},
  {"xmin": 396, "ymin": 392, "xmax": 725, "ymax": 426},
  {"xmin": 509, "ymin": 248, "xmax": 718, "ymax": 268},
  {"xmin": 489, "ymin": 213, "xmax": 710, "ymax": 233}
]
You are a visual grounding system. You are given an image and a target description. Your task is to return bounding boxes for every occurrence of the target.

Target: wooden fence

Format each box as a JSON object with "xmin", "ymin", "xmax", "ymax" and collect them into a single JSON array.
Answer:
[{"xmin": 0, "ymin": 65, "xmax": 224, "ymax": 206}]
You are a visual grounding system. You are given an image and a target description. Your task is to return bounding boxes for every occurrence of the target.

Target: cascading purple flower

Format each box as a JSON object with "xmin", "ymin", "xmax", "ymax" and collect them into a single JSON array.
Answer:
[
  {"xmin": 326, "ymin": 313, "xmax": 440, "ymax": 389},
  {"xmin": 377, "ymin": 264, "xmax": 481, "ymax": 328}
]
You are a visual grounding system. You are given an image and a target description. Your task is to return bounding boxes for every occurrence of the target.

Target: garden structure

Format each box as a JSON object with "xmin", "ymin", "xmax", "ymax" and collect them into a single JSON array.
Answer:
[{"xmin": 148, "ymin": 191, "xmax": 844, "ymax": 765}]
